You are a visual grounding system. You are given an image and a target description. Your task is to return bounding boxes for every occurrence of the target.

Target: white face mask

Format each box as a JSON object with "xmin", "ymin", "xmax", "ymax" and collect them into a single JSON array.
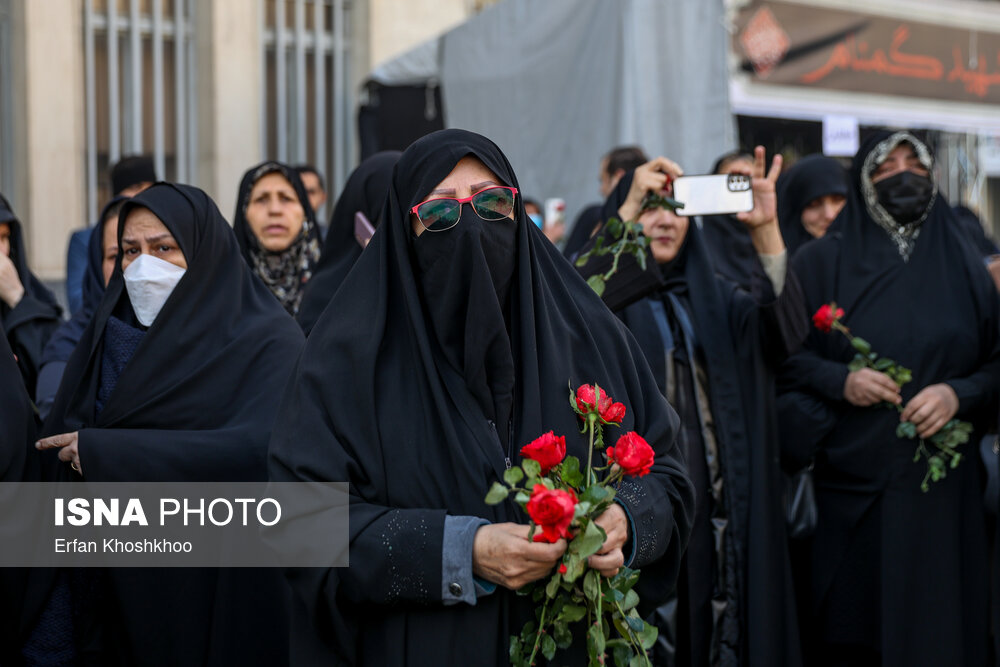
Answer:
[{"xmin": 122, "ymin": 253, "xmax": 186, "ymax": 326}]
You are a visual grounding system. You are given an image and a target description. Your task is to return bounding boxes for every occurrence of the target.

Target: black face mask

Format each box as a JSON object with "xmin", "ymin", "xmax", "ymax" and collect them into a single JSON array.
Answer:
[{"xmin": 874, "ymin": 170, "xmax": 934, "ymax": 225}]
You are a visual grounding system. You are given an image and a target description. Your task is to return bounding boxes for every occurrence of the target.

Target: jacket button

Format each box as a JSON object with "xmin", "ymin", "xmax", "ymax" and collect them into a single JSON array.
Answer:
[{"xmin": 448, "ymin": 582, "xmax": 463, "ymax": 597}]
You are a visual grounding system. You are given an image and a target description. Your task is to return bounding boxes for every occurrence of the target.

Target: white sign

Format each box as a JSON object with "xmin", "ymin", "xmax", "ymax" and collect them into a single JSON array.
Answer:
[{"xmin": 823, "ymin": 115, "xmax": 860, "ymax": 157}]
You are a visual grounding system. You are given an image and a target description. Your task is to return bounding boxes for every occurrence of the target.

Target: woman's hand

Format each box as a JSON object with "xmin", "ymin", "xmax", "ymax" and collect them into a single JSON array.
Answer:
[
  {"xmin": 588, "ymin": 503, "xmax": 629, "ymax": 577},
  {"xmin": 0, "ymin": 254, "xmax": 25, "ymax": 309},
  {"xmin": 617, "ymin": 157, "xmax": 684, "ymax": 223},
  {"xmin": 844, "ymin": 368, "xmax": 902, "ymax": 407},
  {"xmin": 36, "ymin": 432, "xmax": 83, "ymax": 475},
  {"xmin": 901, "ymin": 384, "xmax": 959, "ymax": 438},
  {"xmin": 734, "ymin": 145, "xmax": 784, "ymax": 255},
  {"xmin": 472, "ymin": 523, "xmax": 568, "ymax": 590}
]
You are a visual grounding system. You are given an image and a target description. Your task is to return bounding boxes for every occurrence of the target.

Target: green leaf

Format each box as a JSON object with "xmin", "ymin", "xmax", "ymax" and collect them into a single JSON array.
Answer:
[
  {"xmin": 847, "ymin": 355, "xmax": 867, "ymax": 372},
  {"xmin": 621, "ymin": 588, "xmax": 640, "ymax": 611},
  {"xmin": 522, "ymin": 458, "xmax": 541, "ymax": 479},
  {"xmin": 625, "ymin": 613, "xmax": 644, "ymax": 633},
  {"xmin": 581, "ymin": 484, "xmax": 610, "ymax": 506},
  {"xmin": 605, "ymin": 218, "xmax": 623, "ymax": 239},
  {"xmin": 485, "ymin": 482, "xmax": 509, "ymax": 505},
  {"xmin": 541, "ymin": 634, "xmax": 557, "ymax": 661},
  {"xmin": 514, "ymin": 491, "xmax": 530, "ymax": 505},
  {"xmin": 575, "ymin": 255, "xmax": 589, "ymax": 267},
  {"xmin": 613, "ymin": 643, "xmax": 633, "ymax": 667},
  {"xmin": 851, "ymin": 337, "xmax": 872, "ymax": 355},
  {"xmin": 874, "ymin": 357, "xmax": 894, "ymax": 371},
  {"xmin": 571, "ymin": 520, "xmax": 608, "ymax": 559},
  {"xmin": 562, "ymin": 553, "xmax": 586, "ymax": 582},
  {"xmin": 504, "ymin": 466, "xmax": 524, "ymax": 486},
  {"xmin": 561, "ymin": 456, "xmax": 584, "ymax": 489},
  {"xmin": 559, "ymin": 603, "xmax": 587, "ymax": 623},
  {"xmin": 636, "ymin": 619, "xmax": 659, "ymax": 650},
  {"xmin": 896, "ymin": 421, "xmax": 917, "ymax": 440},
  {"xmin": 546, "ymin": 572, "xmax": 561, "ymax": 599},
  {"xmin": 635, "ymin": 248, "xmax": 647, "ymax": 271},
  {"xmin": 587, "ymin": 274, "xmax": 606, "ymax": 297},
  {"xmin": 553, "ymin": 620, "xmax": 573, "ymax": 649},
  {"xmin": 584, "ymin": 569, "xmax": 601, "ymax": 602},
  {"xmin": 587, "ymin": 622, "xmax": 607, "ymax": 658}
]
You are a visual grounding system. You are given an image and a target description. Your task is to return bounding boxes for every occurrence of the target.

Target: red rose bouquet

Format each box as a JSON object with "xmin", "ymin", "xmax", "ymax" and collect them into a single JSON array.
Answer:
[
  {"xmin": 813, "ymin": 303, "xmax": 973, "ymax": 492},
  {"xmin": 485, "ymin": 383, "xmax": 659, "ymax": 667}
]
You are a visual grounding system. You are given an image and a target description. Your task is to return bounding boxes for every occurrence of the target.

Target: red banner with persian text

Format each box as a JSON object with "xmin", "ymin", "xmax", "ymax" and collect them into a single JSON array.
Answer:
[{"xmin": 734, "ymin": 1, "xmax": 1000, "ymax": 105}]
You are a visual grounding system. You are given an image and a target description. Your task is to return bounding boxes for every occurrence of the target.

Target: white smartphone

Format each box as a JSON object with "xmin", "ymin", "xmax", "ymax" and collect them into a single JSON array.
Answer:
[
  {"xmin": 544, "ymin": 198, "xmax": 565, "ymax": 229},
  {"xmin": 670, "ymin": 174, "xmax": 753, "ymax": 217}
]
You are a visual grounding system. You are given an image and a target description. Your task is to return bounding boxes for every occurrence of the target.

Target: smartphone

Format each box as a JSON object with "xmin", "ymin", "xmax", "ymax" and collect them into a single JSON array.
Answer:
[
  {"xmin": 354, "ymin": 211, "xmax": 376, "ymax": 248},
  {"xmin": 670, "ymin": 174, "xmax": 753, "ymax": 217},
  {"xmin": 544, "ymin": 198, "xmax": 566, "ymax": 229}
]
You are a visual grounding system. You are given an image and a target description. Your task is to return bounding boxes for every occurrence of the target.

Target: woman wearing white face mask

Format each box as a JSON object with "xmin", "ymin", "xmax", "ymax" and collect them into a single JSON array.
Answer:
[{"xmin": 30, "ymin": 183, "xmax": 303, "ymax": 666}]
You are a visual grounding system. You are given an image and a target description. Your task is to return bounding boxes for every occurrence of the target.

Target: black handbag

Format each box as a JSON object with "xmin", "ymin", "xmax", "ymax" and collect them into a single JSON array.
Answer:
[{"xmin": 783, "ymin": 464, "xmax": 817, "ymax": 540}]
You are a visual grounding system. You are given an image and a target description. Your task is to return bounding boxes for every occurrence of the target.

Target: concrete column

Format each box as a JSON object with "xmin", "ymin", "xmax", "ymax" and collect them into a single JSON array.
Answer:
[
  {"xmin": 11, "ymin": 0, "xmax": 86, "ymax": 280},
  {"xmin": 195, "ymin": 0, "xmax": 262, "ymax": 219}
]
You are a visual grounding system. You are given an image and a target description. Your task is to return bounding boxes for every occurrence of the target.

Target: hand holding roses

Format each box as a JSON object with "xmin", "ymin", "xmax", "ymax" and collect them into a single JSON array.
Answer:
[{"xmin": 472, "ymin": 523, "xmax": 568, "ymax": 590}]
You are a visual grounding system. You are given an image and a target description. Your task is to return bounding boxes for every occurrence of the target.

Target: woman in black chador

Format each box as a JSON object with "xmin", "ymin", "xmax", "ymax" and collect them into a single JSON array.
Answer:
[
  {"xmin": 779, "ymin": 130, "xmax": 1000, "ymax": 667},
  {"xmin": 34, "ymin": 183, "xmax": 304, "ymax": 666},
  {"xmin": 775, "ymin": 154, "xmax": 848, "ymax": 257},
  {"xmin": 605, "ymin": 149, "xmax": 808, "ymax": 666},
  {"xmin": 0, "ymin": 326, "xmax": 40, "ymax": 666},
  {"xmin": 268, "ymin": 129, "xmax": 694, "ymax": 665},
  {"xmin": 233, "ymin": 161, "xmax": 321, "ymax": 317},
  {"xmin": 0, "ymin": 193, "xmax": 62, "ymax": 396},
  {"xmin": 296, "ymin": 150, "xmax": 401, "ymax": 335}
]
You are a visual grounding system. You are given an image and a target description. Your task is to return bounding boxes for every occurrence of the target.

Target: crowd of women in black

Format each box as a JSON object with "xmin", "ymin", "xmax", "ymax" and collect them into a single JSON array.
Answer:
[{"xmin": 2, "ymin": 125, "xmax": 999, "ymax": 667}]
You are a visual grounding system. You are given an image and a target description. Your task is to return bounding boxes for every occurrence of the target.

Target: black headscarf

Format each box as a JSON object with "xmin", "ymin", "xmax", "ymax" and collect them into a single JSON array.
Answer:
[
  {"xmin": 233, "ymin": 161, "xmax": 321, "ymax": 316},
  {"xmin": 776, "ymin": 154, "xmax": 849, "ymax": 256},
  {"xmin": 268, "ymin": 129, "xmax": 693, "ymax": 665},
  {"xmin": 295, "ymin": 151, "xmax": 400, "ymax": 334},
  {"xmin": 0, "ymin": 194, "xmax": 62, "ymax": 394},
  {"xmin": 41, "ymin": 196, "xmax": 126, "ymax": 368}
]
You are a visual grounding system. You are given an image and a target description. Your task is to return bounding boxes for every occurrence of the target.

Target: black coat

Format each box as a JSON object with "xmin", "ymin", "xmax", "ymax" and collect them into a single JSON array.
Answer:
[{"xmin": 268, "ymin": 129, "xmax": 695, "ymax": 665}]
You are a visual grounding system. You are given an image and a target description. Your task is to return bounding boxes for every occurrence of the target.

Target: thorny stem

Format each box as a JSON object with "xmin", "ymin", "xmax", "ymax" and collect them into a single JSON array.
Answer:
[
  {"xmin": 612, "ymin": 596, "xmax": 652, "ymax": 667},
  {"xmin": 527, "ymin": 595, "xmax": 552, "ymax": 666}
]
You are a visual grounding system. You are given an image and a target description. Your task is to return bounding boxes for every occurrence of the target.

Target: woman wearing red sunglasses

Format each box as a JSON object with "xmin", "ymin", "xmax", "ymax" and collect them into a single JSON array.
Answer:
[{"xmin": 268, "ymin": 129, "xmax": 694, "ymax": 665}]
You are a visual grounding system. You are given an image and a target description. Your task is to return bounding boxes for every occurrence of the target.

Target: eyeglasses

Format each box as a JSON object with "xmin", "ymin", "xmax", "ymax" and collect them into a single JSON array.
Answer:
[{"xmin": 410, "ymin": 186, "xmax": 519, "ymax": 232}]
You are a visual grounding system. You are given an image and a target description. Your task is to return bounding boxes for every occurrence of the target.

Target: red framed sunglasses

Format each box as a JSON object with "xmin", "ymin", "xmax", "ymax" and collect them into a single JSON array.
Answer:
[{"xmin": 410, "ymin": 186, "xmax": 519, "ymax": 232}]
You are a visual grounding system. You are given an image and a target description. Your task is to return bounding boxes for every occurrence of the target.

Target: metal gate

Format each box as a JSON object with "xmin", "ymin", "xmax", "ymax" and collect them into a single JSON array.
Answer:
[
  {"xmin": 82, "ymin": 0, "xmax": 197, "ymax": 223},
  {"xmin": 260, "ymin": 0, "xmax": 353, "ymax": 211}
]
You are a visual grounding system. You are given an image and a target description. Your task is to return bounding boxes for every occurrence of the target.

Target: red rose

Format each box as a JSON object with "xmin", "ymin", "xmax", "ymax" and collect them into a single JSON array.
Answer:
[
  {"xmin": 575, "ymin": 384, "xmax": 597, "ymax": 413},
  {"xmin": 526, "ymin": 484, "xmax": 577, "ymax": 543},
  {"xmin": 606, "ymin": 432, "xmax": 655, "ymax": 477},
  {"xmin": 520, "ymin": 431, "xmax": 567, "ymax": 475},
  {"xmin": 600, "ymin": 401, "xmax": 626, "ymax": 425},
  {"xmin": 576, "ymin": 384, "xmax": 615, "ymax": 416},
  {"xmin": 812, "ymin": 303, "xmax": 844, "ymax": 333}
]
